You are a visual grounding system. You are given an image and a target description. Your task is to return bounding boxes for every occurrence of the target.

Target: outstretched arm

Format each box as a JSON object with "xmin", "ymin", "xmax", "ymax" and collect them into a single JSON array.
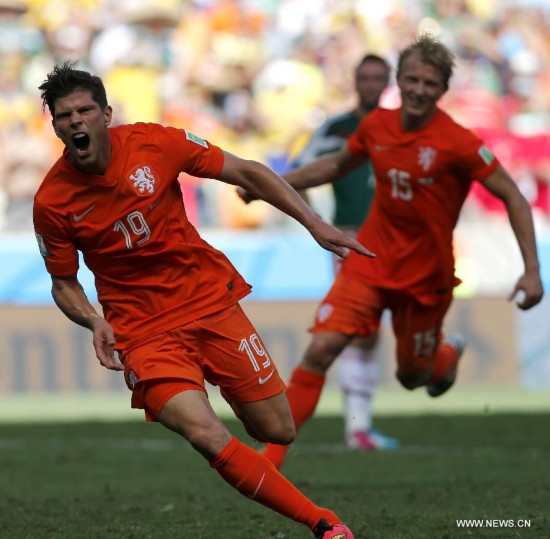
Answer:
[
  {"xmin": 482, "ymin": 166, "xmax": 544, "ymax": 310},
  {"xmin": 51, "ymin": 275, "xmax": 122, "ymax": 370},
  {"xmin": 238, "ymin": 146, "xmax": 366, "ymax": 204},
  {"xmin": 217, "ymin": 150, "xmax": 374, "ymax": 260},
  {"xmin": 283, "ymin": 145, "xmax": 367, "ymax": 190}
]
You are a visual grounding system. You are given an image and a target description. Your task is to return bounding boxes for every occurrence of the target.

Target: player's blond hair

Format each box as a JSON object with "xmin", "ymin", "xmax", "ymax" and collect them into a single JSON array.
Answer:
[{"xmin": 397, "ymin": 33, "xmax": 456, "ymax": 90}]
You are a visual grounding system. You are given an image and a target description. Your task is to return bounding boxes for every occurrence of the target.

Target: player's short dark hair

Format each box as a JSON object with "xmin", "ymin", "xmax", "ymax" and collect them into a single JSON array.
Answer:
[
  {"xmin": 397, "ymin": 33, "xmax": 456, "ymax": 90},
  {"xmin": 355, "ymin": 54, "xmax": 391, "ymax": 77},
  {"xmin": 39, "ymin": 61, "xmax": 108, "ymax": 115}
]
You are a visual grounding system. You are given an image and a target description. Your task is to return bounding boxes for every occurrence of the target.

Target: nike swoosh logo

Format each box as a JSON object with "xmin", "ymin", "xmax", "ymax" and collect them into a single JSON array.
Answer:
[
  {"xmin": 73, "ymin": 205, "xmax": 96, "ymax": 222},
  {"xmin": 248, "ymin": 472, "xmax": 265, "ymax": 499},
  {"xmin": 258, "ymin": 370, "xmax": 275, "ymax": 385}
]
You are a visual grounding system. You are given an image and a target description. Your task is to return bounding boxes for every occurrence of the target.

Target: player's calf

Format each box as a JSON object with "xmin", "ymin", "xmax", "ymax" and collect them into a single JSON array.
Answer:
[{"xmin": 426, "ymin": 333, "xmax": 467, "ymax": 397}]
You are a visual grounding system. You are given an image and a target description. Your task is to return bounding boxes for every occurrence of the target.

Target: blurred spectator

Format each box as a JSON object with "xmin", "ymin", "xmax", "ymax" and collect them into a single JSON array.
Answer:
[
  {"xmin": 0, "ymin": 0, "xmax": 549, "ymax": 232},
  {"xmin": 0, "ymin": 120, "xmax": 53, "ymax": 231}
]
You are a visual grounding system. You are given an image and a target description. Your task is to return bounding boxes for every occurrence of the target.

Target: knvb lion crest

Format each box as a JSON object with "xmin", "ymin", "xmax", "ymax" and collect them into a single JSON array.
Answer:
[
  {"xmin": 128, "ymin": 164, "xmax": 157, "ymax": 195},
  {"xmin": 128, "ymin": 370, "xmax": 139, "ymax": 389},
  {"xmin": 418, "ymin": 146, "xmax": 437, "ymax": 172},
  {"xmin": 316, "ymin": 303, "xmax": 334, "ymax": 323}
]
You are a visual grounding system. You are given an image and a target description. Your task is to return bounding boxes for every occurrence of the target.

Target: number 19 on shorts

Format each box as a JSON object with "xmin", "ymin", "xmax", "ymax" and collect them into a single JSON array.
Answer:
[{"xmin": 239, "ymin": 333, "xmax": 271, "ymax": 372}]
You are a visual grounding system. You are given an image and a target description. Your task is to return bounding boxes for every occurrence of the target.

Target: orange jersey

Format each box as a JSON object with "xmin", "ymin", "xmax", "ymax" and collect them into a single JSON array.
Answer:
[
  {"xmin": 33, "ymin": 123, "xmax": 251, "ymax": 349},
  {"xmin": 345, "ymin": 107, "xmax": 500, "ymax": 305}
]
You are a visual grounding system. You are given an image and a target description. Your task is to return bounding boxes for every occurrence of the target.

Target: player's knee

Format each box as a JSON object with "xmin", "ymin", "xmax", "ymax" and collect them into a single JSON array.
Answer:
[
  {"xmin": 267, "ymin": 430, "xmax": 295, "ymax": 446},
  {"xmin": 352, "ymin": 333, "xmax": 378, "ymax": 351},
  {"xmin": 396, "ymin": 368, "xmax": 431, "ymax": 390},
  {"xmin": 302, "ymin": 354, "xmax": 329, "ymax": 374},
  {"xmin": 185, "ymin": 423, "xmax": 232, "ymax": 457},
  {"xmin": 261, "ymin": 420, "xmax": 296, "ymax": 445},
  {"xmin": 301, "ymin": 333, "xmax": 350, "ymax": 374}
]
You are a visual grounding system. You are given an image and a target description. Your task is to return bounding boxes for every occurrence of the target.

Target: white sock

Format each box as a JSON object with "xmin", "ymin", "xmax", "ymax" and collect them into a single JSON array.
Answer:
[{"xmin": 337, "ymin": 345, "xmax": 380, "ymax": 436}]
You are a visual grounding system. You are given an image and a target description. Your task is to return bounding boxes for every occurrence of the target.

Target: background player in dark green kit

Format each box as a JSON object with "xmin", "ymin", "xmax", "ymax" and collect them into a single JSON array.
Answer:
[{"xmin": 292, "ymin": 54, "xmax": 398, "ymax": 450}]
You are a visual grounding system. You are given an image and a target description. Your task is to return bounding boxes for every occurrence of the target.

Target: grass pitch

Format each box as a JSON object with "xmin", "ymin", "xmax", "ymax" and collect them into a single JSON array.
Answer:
[{"xmin": 1, "ymin": 410, "xmax": 549, "ymax": 539}]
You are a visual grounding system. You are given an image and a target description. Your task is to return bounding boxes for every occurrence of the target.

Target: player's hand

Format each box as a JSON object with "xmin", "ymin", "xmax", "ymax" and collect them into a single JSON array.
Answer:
[
  {"xmin": 508, "ymin": 270, "xmax": 544, "ymax": 310},
  {"xmin": 309, "ymin": 220, "xmax": 375, "ymax": 259},
  {"xmin": 236, "ymin": 186, "xmax": 259, "ymax": 204},
  {"xmin": 90, "ymin": 316, "xmax": 123, "ymax": 371}
]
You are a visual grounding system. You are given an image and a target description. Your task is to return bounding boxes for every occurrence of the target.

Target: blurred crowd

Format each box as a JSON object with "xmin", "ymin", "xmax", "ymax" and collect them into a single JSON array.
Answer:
[{"xmin": 1, "ymin": 0, "xmax": 549, "ymax": 232}]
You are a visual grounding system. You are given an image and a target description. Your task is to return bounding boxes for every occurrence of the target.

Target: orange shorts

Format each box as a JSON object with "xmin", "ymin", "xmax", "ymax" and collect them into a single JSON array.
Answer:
[
  {"xmin": 120, "ymin": 304, "xmax": 286, "ymax": 421},
  {"xmin": 311, "ymin": 273, "xmax": 453, "ymax": 374}
]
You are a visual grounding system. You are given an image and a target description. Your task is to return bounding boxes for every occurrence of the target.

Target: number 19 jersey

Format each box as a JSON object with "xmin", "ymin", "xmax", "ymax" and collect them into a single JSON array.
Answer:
[{"xmin": 33, "ymin": 123, "xmax": 251, "ymax": 349}]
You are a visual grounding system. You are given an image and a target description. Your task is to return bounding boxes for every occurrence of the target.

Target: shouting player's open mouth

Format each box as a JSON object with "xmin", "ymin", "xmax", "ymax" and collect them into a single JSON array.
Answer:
[{"xmin": 72, "ymin": 132, "xmax": 91, "ymax": 157}]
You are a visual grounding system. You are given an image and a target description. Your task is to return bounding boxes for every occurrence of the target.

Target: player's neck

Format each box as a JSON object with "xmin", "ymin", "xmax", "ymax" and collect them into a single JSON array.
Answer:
[{"xmin": 400, "ymin": 108, "xmax": 437, "ymax": 132}]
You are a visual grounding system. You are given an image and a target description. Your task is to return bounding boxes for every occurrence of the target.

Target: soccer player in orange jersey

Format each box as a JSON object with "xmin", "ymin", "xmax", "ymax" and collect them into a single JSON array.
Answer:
[
  {"xmin": 32, "ymin": 62, "xmax": 372, "ymax": 539},
  {"xmin": 239, "ymin": 34, "xmax": 544, "ymax": 469},
  {"xmin": 294, "ymin": 54, "xmax": 399, "ymax": 451}
]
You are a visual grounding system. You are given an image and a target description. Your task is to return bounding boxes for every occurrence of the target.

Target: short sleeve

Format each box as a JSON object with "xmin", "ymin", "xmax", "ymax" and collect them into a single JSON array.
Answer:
[
  {"xmin": 33, "ymin": 198, "xmax": 79, "ymax": 277},
  {"xmin": 154, "ymin": 125, "xmax": 225, "ymax": 179},
  {"xmin": 347, "ymin": 116, "xmax": 371, "ymax": 157},
  {"xmin": 453, "ymin": 128, "xmax": 500, "ymax": 183}
]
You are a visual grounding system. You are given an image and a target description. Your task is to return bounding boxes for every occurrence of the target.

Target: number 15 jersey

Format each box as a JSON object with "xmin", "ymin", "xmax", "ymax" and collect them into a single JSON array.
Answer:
[
  {"xmin": 33, "ymin": 123, "xmax": 251, "ymax": 350},
  {"xmin": 344, "ymin": 107, "xmax": 500, "ymax": 306}
]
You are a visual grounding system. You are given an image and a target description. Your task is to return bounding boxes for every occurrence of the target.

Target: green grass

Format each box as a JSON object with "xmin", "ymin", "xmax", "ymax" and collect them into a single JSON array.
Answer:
[
  {"xmin": 2, "ymin": 386, "xmax": 550, "ymax": 423},
  {"xmin": 1, "ymin": 412, "xmax": 549, "ymax": 539}
]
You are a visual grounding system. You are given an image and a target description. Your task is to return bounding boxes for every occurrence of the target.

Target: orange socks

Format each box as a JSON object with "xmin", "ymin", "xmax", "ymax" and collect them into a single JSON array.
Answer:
[
  {"xmin": 263, "ymin": 366, "xmax": 326, "ymax": 469},
  {"xmin": 210, "ymin": 437, "xmax": 338, "ymax": 530},
  {"xmin": 429, "ymin": 341, "xmax": 459, "ymax": 382}
]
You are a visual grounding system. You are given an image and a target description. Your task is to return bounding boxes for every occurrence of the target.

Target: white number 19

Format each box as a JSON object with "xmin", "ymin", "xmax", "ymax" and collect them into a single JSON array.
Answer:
[
  {"xmin": 239, "ymin": 333, "xmax": 271, "ymax": 372},
  {"xmin": 113, "ymin": 211, "xmax": 151, "ymax": 249}
]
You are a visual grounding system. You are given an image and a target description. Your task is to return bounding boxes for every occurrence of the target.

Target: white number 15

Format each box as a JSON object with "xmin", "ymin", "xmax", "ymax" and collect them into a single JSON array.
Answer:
[{"xmin": 388, "ymin": 168, "xmax": 413, "ymax": 201}]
